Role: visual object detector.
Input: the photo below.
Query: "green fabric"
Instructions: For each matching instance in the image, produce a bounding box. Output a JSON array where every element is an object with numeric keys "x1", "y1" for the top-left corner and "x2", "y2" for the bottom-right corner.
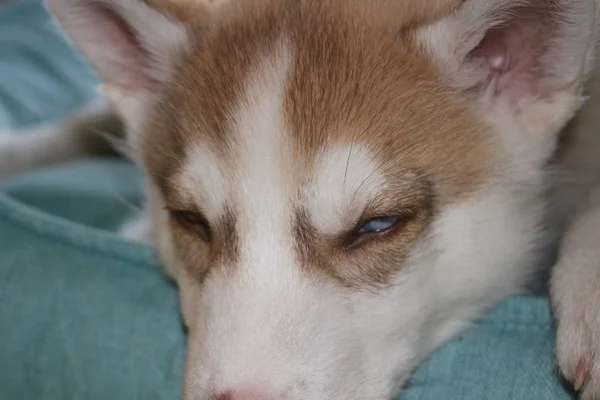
[{"x1": 0, "y1": 0, "x2": 575, "y2": 399}]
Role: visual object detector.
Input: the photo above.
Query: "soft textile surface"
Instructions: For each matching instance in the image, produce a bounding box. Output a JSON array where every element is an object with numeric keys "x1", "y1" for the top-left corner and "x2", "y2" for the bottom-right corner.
[{"x1": 0, "y1": 0, "x2": 576, "y2": 399}]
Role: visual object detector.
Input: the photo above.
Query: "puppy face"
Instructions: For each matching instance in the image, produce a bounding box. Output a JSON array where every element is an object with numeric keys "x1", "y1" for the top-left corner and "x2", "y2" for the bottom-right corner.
[
  {"x1": 47, "y1": 0, "x2": 597, "y2": 398},
  {"x1": 146, "y1": 11, "x2": 489, "y2": 397}
]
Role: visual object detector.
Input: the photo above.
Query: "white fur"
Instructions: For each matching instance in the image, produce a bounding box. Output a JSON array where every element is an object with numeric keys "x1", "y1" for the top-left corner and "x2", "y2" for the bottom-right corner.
[
  {"x1": 177, "y1": 148, "x2": 229, "y2": 221},
  {"x1": 552, "y1": 183, "x2": 600, "y2": 399},
  {"x1": 307, "y1": 144, "x2": 386, "y2": 235},
  {"x1": 548, "y1": 50, "x2": 600, "y2": 399},
  {"x1": 180, "y1": 40, "x2": 419, "y2": 400},
  {"x1": 182, "y1": 41, "x2": 300, "y2": 397},
  {"x1": 179, "y1": 41, "x2": 363, "y2": 399}
]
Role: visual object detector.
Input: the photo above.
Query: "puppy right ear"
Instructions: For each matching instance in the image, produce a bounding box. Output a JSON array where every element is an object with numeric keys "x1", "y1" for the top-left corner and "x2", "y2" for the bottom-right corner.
[
  {"x1": 45, "y1": 0, "x2": 207, "y2": 130},
  {"x1": 412, "y1": 0, "x2": 597, "y2": 164}
]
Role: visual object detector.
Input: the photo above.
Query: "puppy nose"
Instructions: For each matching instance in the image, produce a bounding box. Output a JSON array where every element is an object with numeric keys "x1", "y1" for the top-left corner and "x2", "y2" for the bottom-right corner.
[{"x1": 213, "y1": 388, "x2": 274, "y2": 400}]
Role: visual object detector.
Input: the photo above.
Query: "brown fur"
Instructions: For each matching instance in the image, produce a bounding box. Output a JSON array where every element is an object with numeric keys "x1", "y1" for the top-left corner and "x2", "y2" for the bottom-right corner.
[
  {"x1": 144, "y1": 0, "x2": 209, "y2": 22},
  {"x1": 339, "y1": 0, "x2": 467, "y2": 28},
  {"x1": 143, "y1": 0, "x2": 493, "y2": 287}
]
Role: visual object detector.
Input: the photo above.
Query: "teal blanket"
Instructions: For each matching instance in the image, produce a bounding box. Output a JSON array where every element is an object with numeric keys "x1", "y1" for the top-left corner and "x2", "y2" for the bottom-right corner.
[{"x1": 0, "y1": 0, "x2": 574, "y2": 399}]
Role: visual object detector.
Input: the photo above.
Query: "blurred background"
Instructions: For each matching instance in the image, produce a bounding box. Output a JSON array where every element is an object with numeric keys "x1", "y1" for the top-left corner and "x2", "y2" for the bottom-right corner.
[{"x1": 0, "y1": 0, "x2": 144, "y2": 232}]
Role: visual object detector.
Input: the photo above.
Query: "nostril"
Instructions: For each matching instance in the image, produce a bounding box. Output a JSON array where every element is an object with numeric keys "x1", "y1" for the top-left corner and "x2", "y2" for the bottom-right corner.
[
  {"x1": 212, "y1": 392, "x2": 232, "y2": 400},
  {"x1": 211, "y1": 392, "x2": 232, "y2": 400},
  {"x1": 212, "y1": 388, "x2": 273, "y2": 400}
]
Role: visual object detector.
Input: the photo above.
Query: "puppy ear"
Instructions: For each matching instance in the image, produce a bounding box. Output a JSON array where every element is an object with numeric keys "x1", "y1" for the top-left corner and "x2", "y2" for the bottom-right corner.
[
  {"x1": 415, "y1": 0, "x2": 597, "y2": 137},
  {"x1": 46, "y1": 0, "x2": 201, "y2": 93},
  {"x1": 46, "y1": 0, "x2": 210, "y2": 138}
]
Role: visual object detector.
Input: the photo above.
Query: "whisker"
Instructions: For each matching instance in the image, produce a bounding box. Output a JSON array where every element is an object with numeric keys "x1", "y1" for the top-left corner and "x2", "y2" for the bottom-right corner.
[
  {"x1": 352, "y1": 149, "x2": 397, "y2": 200},
  {"x1": 344, "y1": 135, "x2": 354, "y2": 187}
]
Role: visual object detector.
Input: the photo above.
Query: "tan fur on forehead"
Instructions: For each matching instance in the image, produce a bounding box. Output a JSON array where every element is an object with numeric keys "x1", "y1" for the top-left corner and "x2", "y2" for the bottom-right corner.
[
  {"x1": 283, "y1": 2, "x2": 492, "y2": 201},
  {"x1": 142, "y1": 0, "x2": 284, "y2": 187},
  {"x1": 144, "y1": 0, "x2": 492, "y2": 203},
  {"x1": 340, "y1": 0, "x2": 467, "y2": 27}
]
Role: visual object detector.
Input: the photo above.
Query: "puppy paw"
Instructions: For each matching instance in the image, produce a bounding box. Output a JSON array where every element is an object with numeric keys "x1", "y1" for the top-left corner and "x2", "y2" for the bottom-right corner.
[
  {"x1": 555, "y1": 307, "x2": 600, "y2": 399},
  {"x1": 552, "y1": 186, "x2": 600, "y2": 399},
  {"x1": 553, "y1": 254, "x2": 600, "y2": 399}
]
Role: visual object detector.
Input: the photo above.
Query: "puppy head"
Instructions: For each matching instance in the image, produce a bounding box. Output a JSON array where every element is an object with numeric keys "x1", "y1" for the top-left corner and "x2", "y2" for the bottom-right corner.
[{"x1": 47, "y1": 0, "x2": 596, "y2": 398}]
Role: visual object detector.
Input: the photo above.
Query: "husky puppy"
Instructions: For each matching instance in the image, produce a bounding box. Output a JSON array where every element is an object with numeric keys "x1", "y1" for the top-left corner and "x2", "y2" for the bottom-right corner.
[{"x1": 2, "y1": 0, "x2": 600, "y2": 398}]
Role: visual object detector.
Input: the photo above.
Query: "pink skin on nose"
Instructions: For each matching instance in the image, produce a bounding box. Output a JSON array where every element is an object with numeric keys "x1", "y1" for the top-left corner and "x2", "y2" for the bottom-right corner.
[{"x1": 214, "y1": 388, "x2": 273, "y2": 400}]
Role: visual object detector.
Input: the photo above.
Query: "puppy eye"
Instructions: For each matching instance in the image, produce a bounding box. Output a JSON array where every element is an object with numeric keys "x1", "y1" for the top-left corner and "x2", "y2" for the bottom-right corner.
[
  {"x1": 170, "y1": 210, "x2": 211, "y2": 243},
  {"x1": 357, "y1": 216, "x2": 399, "y2": 234}
]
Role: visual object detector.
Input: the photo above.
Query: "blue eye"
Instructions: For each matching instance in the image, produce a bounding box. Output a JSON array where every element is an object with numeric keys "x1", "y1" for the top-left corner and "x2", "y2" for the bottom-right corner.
[{"x1": 358, "y1": 216, "x2": 399, "y2": 234}]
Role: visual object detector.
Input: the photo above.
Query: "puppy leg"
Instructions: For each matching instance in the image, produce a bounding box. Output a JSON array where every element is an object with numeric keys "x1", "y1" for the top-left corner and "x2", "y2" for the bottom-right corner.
[
  {"x1": 0, "y1": 101, "x2": 124, "y2": 179},
  {"x1": 552, "y1": 182, "x2": 600, "y2": 399}
]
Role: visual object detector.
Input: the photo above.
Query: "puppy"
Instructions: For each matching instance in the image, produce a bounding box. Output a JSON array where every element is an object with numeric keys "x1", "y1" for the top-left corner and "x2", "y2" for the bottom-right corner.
[{"x1": 2, "y1": 0, "x2": 600, "y2": 398}]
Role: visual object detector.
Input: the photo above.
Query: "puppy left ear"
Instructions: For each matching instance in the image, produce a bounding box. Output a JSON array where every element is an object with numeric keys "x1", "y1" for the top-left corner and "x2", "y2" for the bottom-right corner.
[{"x1": 414, "y1": 0, "x2": 597, "y2": 139}]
